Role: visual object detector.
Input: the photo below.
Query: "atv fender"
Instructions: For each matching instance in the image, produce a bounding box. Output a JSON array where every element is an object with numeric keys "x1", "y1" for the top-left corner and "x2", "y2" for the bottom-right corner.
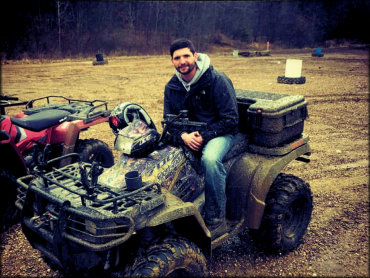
[
  {"x1": 226, "y1": 138, "x2": 311, "y2": 229},
  {"x1": 54, "y1": 117, "x2": 109, "y2": 166},
  {"x1": 147, "y1": 189, "x2": 211, "y2": 252}
]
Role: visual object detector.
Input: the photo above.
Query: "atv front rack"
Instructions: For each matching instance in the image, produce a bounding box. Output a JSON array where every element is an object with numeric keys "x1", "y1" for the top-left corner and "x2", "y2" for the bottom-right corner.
[{"x1": 17, "y1": 156, "x2": 165, "y2": 251}]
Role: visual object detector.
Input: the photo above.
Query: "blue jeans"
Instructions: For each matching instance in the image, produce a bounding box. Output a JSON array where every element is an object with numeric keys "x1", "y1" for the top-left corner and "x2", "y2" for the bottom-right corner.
[{"x1": 201, "y1": 134, "x2": 235, "y2": 223}]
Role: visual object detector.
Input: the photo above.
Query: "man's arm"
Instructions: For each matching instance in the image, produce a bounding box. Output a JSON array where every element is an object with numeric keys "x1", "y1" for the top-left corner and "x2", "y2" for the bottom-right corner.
[
  {"x1": 199, "y1": 73, "x2": 239, "y2": 143},
  {"x1": 163, "y1": 86, "x2": 173, "y2": 118},
  {"x1": 163, "y1": 105, "x2": 207, "y2": 149}
]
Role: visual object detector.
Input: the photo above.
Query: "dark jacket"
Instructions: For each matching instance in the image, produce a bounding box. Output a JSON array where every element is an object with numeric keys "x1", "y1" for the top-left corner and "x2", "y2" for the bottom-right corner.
[{"x1": 163, "y1": 65, "x2": 239, "y2": 146}]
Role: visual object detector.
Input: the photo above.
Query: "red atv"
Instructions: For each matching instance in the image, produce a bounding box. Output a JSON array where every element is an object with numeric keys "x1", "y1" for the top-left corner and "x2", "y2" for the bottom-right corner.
[{"x1": 0, "y1": 94, "x2": 114, "y2": 231}]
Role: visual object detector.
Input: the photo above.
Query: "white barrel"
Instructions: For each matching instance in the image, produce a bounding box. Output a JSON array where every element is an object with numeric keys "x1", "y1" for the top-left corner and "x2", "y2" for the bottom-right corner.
[{"x1": 285, "y1": 59, "x2": 302, "y2": 78}]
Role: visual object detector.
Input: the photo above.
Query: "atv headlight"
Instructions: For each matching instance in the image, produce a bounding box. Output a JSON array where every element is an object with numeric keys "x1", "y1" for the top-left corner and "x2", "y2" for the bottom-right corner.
[{"x1": 85, "y1": 220, "x2": 97, "y2": 235}]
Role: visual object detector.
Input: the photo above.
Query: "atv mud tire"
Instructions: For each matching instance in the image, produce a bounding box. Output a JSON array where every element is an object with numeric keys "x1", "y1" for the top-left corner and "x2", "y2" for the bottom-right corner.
[
  {"x1": 125, "y1": 237, "x2": 207, "y2": 276},
  {"x1": 249, "y1": 173, "x2": 313, "y2": 254},
  {"x1": 277, "y1": 76, "x2": 306, "y2": 84},
  {"x1": 0, "y1": 169, "x2": 20, "y2": 232},
  {"x1": 75, "y1": 139, "x2": 114, "y2": 168}
]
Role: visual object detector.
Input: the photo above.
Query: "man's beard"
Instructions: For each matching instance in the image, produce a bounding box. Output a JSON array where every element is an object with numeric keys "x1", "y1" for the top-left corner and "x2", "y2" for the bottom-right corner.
[{"x1": 176, "y1": 62, "x2": 196, "y2": 76}]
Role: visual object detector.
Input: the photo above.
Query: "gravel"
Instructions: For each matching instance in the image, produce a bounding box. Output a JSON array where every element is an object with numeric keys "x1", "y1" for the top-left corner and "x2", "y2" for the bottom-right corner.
[{"x1": 1, "y1": 47, "x2": 368, "y2": 277}]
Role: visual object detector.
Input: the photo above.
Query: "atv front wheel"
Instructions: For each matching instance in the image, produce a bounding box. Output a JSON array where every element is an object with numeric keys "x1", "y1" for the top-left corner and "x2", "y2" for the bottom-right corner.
[
  {"x1": 125, "y1": 237, "x2": 207, "y2": 276},
  {"x1": 249, "y1": 173, "x2": 313, "y2": 254},
  {"x1": 0, "y1": 169, "x2": 20, "y2": 232},
  {"x1": 75, "y1": 139, "x2": 114, "y2": 168}
]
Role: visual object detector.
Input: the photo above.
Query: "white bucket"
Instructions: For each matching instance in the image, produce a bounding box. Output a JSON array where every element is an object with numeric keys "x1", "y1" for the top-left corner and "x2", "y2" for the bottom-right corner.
[
  {"x1": 233, "y1": 50, "x2": 239, "y2": 57},
  {"x1": 285, "y1": 59, "x2": 302, "y2": 78}
]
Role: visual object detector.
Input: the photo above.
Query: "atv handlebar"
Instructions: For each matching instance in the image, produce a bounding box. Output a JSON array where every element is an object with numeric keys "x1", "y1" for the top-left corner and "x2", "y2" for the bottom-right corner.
[
  {"x1": 0, "y1": 95, "x2": 28, "y2": 115},
  {"x1": 0, "y1": 95, "x2": 19, "y2": 101}
]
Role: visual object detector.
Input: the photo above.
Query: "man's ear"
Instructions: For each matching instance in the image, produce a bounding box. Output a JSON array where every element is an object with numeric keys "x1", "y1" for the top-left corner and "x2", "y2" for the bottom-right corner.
[{"x1": 194, "y1": 52, "x2": 198, "y2": 60}]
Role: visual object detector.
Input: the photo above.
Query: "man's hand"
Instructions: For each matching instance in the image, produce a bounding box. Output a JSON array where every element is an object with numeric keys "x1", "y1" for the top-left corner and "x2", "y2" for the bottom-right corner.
[{"x1": 181, "y1": 131, "x2": 203, "y2": 151}]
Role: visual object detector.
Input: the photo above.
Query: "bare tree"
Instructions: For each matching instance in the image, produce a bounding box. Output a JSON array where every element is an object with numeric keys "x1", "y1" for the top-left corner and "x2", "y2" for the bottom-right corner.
[
  {"x1": 55, "y1": 0, "x2": 73, "y2": 56},
  {"x1": 1, "y1": 0, "x2": 369, "y2": 58}
]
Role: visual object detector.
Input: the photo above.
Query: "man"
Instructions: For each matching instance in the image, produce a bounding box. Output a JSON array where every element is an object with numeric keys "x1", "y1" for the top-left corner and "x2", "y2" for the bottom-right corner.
[{"x1": 163, "y1": 38, "x2": 239, "y2": 239}]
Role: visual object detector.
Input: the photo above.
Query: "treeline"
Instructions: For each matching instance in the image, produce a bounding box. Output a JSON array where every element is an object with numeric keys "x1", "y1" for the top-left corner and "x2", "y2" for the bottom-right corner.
[{"x1": 1, "y1": 0, "x2": 369, "y2": 59}]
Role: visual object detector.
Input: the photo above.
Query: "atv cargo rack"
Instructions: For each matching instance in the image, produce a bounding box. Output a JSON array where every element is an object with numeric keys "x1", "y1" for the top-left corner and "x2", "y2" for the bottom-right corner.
[
  {"x1": 23, "y1": 95, "x2": 110, "y2": 122},
  {"x1": 17, "y1": 154, "x2": 165, "y2": 252}
]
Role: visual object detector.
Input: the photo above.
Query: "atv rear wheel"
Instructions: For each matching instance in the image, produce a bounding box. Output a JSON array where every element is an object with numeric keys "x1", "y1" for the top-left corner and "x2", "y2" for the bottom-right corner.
[
  {"x1": 249, "y1": 173, "x2": 313, "y2": 254},
  {"x1": 75, "y1": 139, "x2": 114, "y2": 168},
  {"x1": 125, "y1": 236, "x2": 207, "y2": 276},
  {"x1": 0, "y1": 169, "x2": 20, "y2": 232}
]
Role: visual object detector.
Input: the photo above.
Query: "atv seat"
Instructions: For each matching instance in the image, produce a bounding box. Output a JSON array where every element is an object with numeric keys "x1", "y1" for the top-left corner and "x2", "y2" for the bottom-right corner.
[
  {"x1": 223, "y1": 132, "x2": 249, "y2": 162},
  {"x1": 11, "y1": 109, "x2": 71, "y2": 132}
]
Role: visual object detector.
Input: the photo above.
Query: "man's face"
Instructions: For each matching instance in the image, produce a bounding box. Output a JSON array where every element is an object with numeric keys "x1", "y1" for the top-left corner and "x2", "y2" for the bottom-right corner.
[{"x1": 171, "y1": 47, "x2": 198, "y2": 76}]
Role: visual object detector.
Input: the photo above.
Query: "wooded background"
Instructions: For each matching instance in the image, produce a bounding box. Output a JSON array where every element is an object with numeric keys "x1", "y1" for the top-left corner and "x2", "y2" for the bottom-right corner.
[{"x1": 1, "y1": 0, "x2": 369, "y2": 59}]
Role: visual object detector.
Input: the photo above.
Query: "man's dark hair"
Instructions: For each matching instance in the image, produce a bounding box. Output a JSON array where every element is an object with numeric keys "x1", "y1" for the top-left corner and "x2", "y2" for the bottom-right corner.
[{"x1": 170, "y1": 38, "x2": 196, "y2": 57}]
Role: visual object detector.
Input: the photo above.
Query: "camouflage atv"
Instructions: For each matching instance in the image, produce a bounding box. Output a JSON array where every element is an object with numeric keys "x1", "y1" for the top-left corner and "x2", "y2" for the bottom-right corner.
[{"x1": 16, "y1": 90, "x2": 313, "y2": 277}]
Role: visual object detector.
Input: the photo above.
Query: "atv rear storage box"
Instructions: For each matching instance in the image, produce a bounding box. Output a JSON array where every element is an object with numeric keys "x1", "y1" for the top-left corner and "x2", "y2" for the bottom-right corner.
[{"x1": 236, "y1": 89, "x2": 308, "y2": 147}]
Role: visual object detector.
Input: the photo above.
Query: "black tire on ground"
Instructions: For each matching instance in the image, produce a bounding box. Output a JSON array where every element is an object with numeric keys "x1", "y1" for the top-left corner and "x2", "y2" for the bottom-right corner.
[
  {"x1": 277, "y1": 76, "x2": 306, "y2": 84},
  {"x1": 75, "y1": 139, "x2": 114, "y2": 168},
  {"x1": 0, "y1": 169, "x2": 20, "y2": 232},
  {"x1": 239, "y1": 51, "x2": 251, "y2": 57},
  {"x1": 312, "y1": 53, "x2": 324, "y2": 57},
  {"x1": 249, "y1": 173, "x2": 313, "y2": 254},
  {"x1": 125, "y1": 237, "x2": 207, "y2": 277},
  {"x1": 92, "y1": 60, "x2": 108, "y2": 66}
]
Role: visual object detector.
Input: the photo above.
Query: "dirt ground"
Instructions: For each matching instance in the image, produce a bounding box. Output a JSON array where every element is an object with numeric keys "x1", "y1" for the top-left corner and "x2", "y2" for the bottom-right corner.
[{"x1": 1, "y1": 47, "x2": 368, "y2": 277}]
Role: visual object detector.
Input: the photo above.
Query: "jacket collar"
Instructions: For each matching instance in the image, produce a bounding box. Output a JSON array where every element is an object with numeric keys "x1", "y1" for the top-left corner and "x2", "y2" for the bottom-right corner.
[{"x1": 167, "y1": 66, "x2": 213, "y2": 94}]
